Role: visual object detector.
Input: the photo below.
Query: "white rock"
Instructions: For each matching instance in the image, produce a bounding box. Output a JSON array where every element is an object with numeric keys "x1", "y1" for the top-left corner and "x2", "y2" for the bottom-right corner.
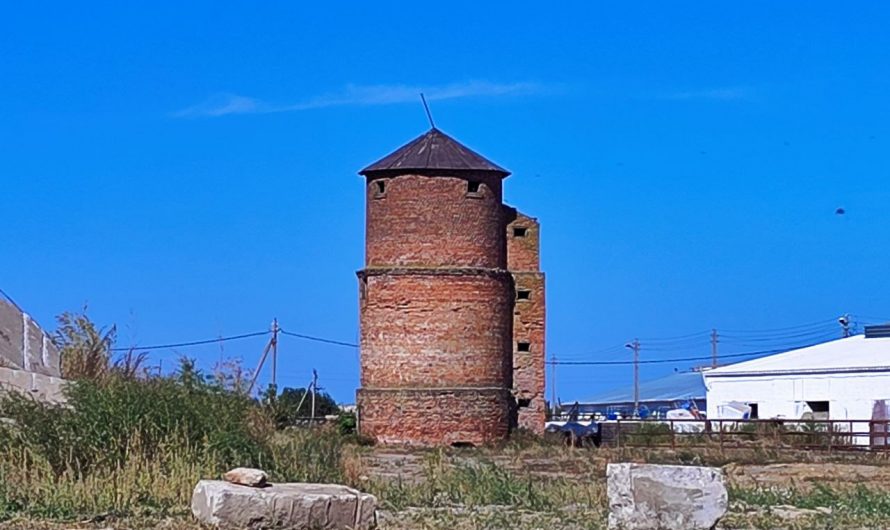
[
  {"x1": 607, "y1": 463, "x2": 727, "y2": 530},
  {"x1": 192, "y1": 480, "x2": 377, "y2": 529},
  {"x1": 223, "y1": 467, "x2": 269, "y2": 487}
]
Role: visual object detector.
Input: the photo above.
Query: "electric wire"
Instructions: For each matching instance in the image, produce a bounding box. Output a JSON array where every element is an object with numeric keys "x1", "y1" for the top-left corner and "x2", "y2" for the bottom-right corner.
[
  {"x1": 719, "y1": 318, "x2": 839, "y2": 334},
  {"x1": 111, "y1": 330, "x2": 271, "y2": 352},
  {"x1": 546, "y1": 344, "x2": 820, "y2": 366},
  {"x1": 279, "y1": 329, "x2": 358, "y2": 348}
]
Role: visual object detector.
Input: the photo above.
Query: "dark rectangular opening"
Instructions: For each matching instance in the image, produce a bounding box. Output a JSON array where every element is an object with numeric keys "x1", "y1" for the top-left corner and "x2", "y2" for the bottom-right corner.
[
  {"x1": 374, "y1": 180, "x2": 386, "y2": 196},
  {"x1": 467, "y1": 181, "x2": 481, "y2": 194},
  {"x1": 807, "y1": 401, "x2": 830, "y2": 413},
  {"x1": 517, "y1": 341, "x2": 531, "y2": 352},
  {"x1": 517, "y1": 289, "x2": 531, "y2": 301},
  {"x1": 518, "y1": 398, "x2": 532, "y2": 408},
  {"x1": 513, "y1": 226, "x2": 528, "y2": 237},
  {"x1": 748, "y1": 403, "x2": 759, "y2": 419}
]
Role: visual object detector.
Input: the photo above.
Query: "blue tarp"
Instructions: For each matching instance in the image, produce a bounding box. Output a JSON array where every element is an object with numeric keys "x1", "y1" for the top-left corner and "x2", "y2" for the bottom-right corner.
[{"x1": 579, "y1": 371, "x2": 706, "y2": 405}]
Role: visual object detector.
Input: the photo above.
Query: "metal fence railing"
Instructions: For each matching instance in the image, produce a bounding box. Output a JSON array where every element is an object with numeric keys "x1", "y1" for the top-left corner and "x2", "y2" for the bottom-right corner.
[{"x1": 593, "y1": 418, "x2": 890, "y2": 451}]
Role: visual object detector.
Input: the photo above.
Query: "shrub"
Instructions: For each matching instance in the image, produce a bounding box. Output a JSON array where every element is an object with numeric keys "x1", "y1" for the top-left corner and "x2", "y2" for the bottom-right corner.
[
  {"x1": 0, "y1": 371, "x2": 352, "y2": 520},
  {"x1": 0, "y1": 373, "x2": 272, "y2": 476},
  {"x1": 337, "y1": 411, "x2": 357, "y2": 435}
]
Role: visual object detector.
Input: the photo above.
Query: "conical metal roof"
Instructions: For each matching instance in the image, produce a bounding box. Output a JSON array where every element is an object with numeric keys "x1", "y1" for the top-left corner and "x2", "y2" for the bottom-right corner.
[{"x1": 360, "y1": 128, "x2": 510, "y2": 177}]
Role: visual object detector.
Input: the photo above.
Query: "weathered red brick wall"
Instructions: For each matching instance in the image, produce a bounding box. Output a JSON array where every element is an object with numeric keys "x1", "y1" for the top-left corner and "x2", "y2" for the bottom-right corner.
[
  {"x1": 505, "y1": 210, "x2": 541, "y2": 272},
  {"x1": 365, "y1": 173, "x2": 506, "y2": 268},
  {"x1": 506, "y1": 212, "x2": 546, "y2": 433},
  {"x1": 358, "y1": 269, "x2": 513, "y2": 389},
  {"x1": 358, "y1": 170, "x2": 515, "y2": 446},
  {"x1": 357, "y1": 388, "x2": 511, "y2": 446},
  {"x1": 512, "y1": 272, "x2": 546, "y2": 432}
]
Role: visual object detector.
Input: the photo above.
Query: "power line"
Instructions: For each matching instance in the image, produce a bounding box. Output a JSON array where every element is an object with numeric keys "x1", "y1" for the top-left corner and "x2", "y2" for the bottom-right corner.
[
  {"x1": 546, "y1": 344, "x2": 823, "y2": 366},
  {"x1": 721, "y1": 329, "x2": 839, "y2": 343},
  {"x1": 638, "y1": 330, "x2": 712, "y2": 342},
  {"x1": 720, "y1": 318, "x2": 838, "y2": 334},
  {"x1": 111, "y1": 330, "x2": 270, "y2": 352},
  {"x1": 279, "y1": 329, "x2": 358, "y2": 348}
]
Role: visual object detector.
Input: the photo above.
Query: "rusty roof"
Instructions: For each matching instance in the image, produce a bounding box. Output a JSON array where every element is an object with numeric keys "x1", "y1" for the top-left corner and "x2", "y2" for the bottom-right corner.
[{"x1": 360, "y1": 128, "x2": 510, "y2": 177}]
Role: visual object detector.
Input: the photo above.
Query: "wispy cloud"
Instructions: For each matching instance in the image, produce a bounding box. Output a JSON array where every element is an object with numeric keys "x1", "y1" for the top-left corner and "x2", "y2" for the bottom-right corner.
[
  {"x1": 655, "y1": 87, "x2": 753, "y2": 101},
  {"x1": 174, "y1": 80, "x2": 552, "y2": 118}
]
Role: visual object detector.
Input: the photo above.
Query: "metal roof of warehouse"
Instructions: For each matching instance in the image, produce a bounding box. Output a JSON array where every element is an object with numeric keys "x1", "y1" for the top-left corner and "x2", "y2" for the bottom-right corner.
[
  {"x1": 580, "y1": 370, "x2": 706, "y2": 405},
  {"x1": 705, "y1": 335, "x2": 890, "y2": 377}
]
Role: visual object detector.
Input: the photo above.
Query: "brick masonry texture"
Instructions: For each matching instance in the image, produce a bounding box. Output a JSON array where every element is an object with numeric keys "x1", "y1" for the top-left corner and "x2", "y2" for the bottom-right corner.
[
  {"x1": 357, "y1": 388, "x2": 511, "y2": 446},
  {"x1": 505, "y1": 210, "x2": 541, "y2": 272},
  {"x1": 359, "y1": 269, "x2": 513, "y2": 389},
  {"x1": 357, "y1": 153, "x2": 546, "y2": 444},
  {"x1": 507, "y1": 212, "x2": 547, "y2": 433},
  {"x1": 366, "y1": 173, "x2": 507, "y2": 269},
  {"x1": 512, "y1": 272, "x2": 546, "y2": 432}
]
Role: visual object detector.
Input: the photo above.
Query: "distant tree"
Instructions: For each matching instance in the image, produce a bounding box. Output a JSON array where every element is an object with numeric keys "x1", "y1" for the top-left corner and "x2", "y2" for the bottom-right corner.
[{"x1": 262, "y1": 385, "x2": 340, "y2": 429}]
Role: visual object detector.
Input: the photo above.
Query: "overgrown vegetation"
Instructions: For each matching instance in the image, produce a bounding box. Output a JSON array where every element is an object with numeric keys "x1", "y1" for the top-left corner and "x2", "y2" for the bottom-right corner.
[
  {"x1": 0, "y1": 366, "x2": 346, "y2": 520},
  {"x1": 4, "y1": 310, "x2": 890, "y2": 529},
  {"x1": 372, "y1": 451, "x2": 604, "y2": 512},
  {"x1": 0, "y1": 310, "x2": 348, "y2": 521}
]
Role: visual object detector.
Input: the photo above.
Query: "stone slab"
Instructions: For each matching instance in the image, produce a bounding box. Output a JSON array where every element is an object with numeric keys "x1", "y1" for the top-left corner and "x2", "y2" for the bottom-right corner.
[
  {"x1": 607, "y1": 463, "x2": 727, "y2": 530},
  {"x1": 191, "y1": 480, "x2": 377, "y2": 530}
]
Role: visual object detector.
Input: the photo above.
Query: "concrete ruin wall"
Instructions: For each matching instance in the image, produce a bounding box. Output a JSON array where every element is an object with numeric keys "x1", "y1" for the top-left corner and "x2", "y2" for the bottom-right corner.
[
  {"x1": 0, "y1": 297, "x2": 65, "y2": 403},
  {"x1": 0, "y1": 298, "x2": 60, "y2": 376},
  {"x1": 506, "y1": 211, "x2": 547, "y2": 433}
]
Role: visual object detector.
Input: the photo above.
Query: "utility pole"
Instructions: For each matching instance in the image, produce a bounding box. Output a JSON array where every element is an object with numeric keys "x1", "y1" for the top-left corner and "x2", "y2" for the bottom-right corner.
[
  {"x1": 625, "y1": 339, "x2": 640, "y2": 418},
  {"x1": 271, "y1": 318, "x2": 279, "y2": 388},
  {"x1": 550, "y1": 354, "x2": 557, "y2": 418},
  {"x1": 311, "y1": 369, "x2": 318, "y2": 422},
  {"x1": 248, "y1": 322, "x2": 277, "y2": 394},
  {"x1": 710, "y1": 329, "x2": 719, "y2": 368}
]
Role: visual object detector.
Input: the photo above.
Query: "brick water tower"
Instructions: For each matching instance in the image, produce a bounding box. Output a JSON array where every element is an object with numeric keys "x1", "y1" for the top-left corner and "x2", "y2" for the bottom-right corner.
[{"x1": 356, "y1": 128, "x2": 546, "y2": 445}]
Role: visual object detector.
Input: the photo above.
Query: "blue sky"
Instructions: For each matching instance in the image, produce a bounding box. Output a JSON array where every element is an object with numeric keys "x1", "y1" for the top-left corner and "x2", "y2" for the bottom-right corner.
[{"x1": 2, "y1": 2, "x2": 889, "y2": 404}]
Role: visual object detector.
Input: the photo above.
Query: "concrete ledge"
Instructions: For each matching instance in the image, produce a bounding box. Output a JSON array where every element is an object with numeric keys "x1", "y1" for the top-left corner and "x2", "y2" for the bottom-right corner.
[
  {"x1": 191, "y1": 480, "x2": 377, "y2": 530},
  {"x1": 0, "y1": 366, "x2": 66, "y2": 404}
]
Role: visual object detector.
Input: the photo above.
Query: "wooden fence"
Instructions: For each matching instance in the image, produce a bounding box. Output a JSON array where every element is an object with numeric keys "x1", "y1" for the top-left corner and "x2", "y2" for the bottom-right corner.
[{"x1": 596, "y1": 418, "x2": 890, "y2": 451}]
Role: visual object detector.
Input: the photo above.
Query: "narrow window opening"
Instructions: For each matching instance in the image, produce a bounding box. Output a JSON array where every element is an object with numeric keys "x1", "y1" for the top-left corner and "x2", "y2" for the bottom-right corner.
[
  {"x1": 451, "y1": 441, "x2": 475, "y2": 448},
  {"x1": 374, "y1": 180, "x2": 386, "y2": 196},
  {"x1": 513, "y1": 226, "x2": 528, "y2": 237},
  {"x1": 807, "y1": 401, "x2": 830, "y2": 413},
  {"x1": 517, "y1": 289, "x2": 531, "y2": 301},
  {"x1": 467, "y1": 181, "x2": 481, "y2": 194},
  {"x1": 517, "y1": 341, "x2": 531, "y2": 352},
  {"x1": 747, "y1": 403, "x2": 759, "y2": 419},
  {"x1": 518, "y1": 398, "x2": 532, "y2": 408}
]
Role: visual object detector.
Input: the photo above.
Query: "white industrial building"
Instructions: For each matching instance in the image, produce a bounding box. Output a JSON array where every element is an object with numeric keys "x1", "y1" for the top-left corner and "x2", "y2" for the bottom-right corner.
[{"x1": 704, "y1": 328, "x2": 890, "y2": 425}]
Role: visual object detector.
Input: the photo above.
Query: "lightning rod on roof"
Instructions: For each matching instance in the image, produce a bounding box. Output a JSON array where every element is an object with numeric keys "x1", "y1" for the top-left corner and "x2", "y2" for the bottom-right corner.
[{"x1": 420, "y1": 93, "x2": 436, "y2": 129}]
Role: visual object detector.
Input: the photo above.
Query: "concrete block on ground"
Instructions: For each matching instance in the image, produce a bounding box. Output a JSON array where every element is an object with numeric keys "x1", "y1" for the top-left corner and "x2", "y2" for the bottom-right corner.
[
  {"x1": 607, "y1": 463, "x2": 727, "y2": 530},
  {"x1": 191, "y1": 480, "x2": 377, "y2": 530}
]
